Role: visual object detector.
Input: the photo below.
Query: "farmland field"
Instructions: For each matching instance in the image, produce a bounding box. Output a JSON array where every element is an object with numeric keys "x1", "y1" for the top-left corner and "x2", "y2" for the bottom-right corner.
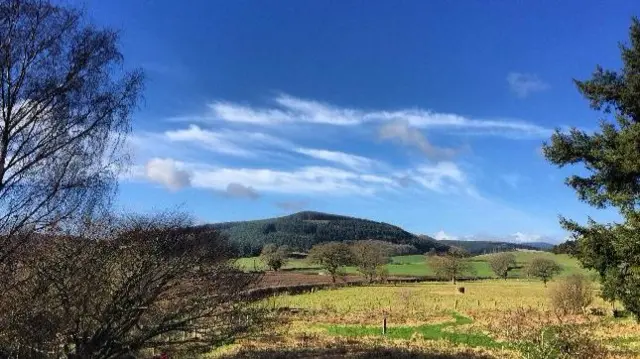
[
  {"x1": 219, "y1": 252, "x2": 639, "y2": 358},
  {"x1": 215, "y1": 280, "x2": 640, "y2": 358},
  {"x1": 236, "y1": 251, "x2": 592, "y2": 279}
]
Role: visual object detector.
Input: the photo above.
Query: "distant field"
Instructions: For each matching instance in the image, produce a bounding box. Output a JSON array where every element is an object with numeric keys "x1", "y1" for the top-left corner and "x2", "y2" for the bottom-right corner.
[{"x1": 235, "y1": 250, "x2": 591, "y2": 279}]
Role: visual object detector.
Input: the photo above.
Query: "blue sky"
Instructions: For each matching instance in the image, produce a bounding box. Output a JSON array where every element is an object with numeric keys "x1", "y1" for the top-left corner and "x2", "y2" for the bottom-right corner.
[{"x1": 77, "y1": 0, "x2": 638, "y2": 242}]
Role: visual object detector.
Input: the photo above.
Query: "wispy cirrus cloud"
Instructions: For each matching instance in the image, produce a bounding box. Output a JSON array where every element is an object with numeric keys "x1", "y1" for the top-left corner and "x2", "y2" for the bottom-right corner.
[
  {"x1": 164, "y1": 125, "x2": 289, "y2": 157},
  {"x1": 295, "y1": 148, "x2": 377, "y2": 170},
  {"x1": 202, "y1": 93, "x2": 551, "y2": 138},
  {"x1": 507, "y1": 72, "x2": 550, "y2": 98},
  {"x1": 129, "y1": 158, "x2": 476, "y2": 197}
]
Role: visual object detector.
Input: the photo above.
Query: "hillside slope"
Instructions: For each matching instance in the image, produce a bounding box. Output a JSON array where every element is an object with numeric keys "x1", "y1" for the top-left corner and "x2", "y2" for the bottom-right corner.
[
  {"x1": 438, "y1": 239, "x2": 543, "y2": 254},
  {"x1": 203, "y1": 211, "x2": 448, "y2": 256}
]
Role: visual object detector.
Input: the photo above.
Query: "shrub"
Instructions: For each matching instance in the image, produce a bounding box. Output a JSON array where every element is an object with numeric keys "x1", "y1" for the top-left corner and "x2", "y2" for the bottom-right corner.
[
  {"x1": 550, "y1": 274, "x2": 594, "y2": 315},
  {"x1": 489, "y1": 308, "x2": 607, "y2": 359}
]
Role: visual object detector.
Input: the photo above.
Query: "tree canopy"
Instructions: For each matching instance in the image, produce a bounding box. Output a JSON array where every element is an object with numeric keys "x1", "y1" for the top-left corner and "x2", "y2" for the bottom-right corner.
[
  {"x1": 488, "y1": 252, "x2": 517, "y2": 280},
  {"x1": 543, "y1": 17, "x2": 640, "y2": 320}
]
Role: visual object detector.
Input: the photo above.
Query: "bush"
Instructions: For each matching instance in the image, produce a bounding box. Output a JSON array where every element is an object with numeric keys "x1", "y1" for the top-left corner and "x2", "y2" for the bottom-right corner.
[
  {"x1": 550, "y1": 274, "x2": 594, "y2": 315},
  {"x1": 489, "y1": 308, "x2": 607, "y2": 359}
]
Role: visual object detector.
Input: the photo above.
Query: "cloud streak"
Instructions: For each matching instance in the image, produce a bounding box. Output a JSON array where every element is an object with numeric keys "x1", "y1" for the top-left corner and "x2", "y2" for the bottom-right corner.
[
  {"x1": 379, "y1": 120, "x2": 457, "y2": 161},
  {"x1": 204, "y1": 93, "x2": 551, "y2": 138},
  {"x1": 295, "y1": 148, "x2": 377, "y2": 170},
  {"x1": 133, "y1": 158, "x2": 475, "y2": 197},
  {"x1": 507, "y1": 72, "x2": 550, "y2": 98}
]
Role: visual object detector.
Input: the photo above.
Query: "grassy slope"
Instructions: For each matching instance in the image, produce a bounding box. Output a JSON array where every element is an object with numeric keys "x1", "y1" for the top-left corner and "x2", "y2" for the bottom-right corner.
[{"x1": 236, "y1": 251, "x2": 589, "y2": 279}]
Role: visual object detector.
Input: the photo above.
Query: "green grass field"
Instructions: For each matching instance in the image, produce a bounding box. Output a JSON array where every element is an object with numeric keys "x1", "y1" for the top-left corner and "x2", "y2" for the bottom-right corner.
[{"x1": 235, "y1": 250, "x2": 591, "y2": 279}]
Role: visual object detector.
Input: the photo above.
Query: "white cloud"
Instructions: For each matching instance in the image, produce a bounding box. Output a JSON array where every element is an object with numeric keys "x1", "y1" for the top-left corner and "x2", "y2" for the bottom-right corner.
[
  {"x1": 190, "y1": 165, "x2": 385, "y2": 195},
  {"x1": 164, "y1": 125, "x2": 288, "y2": 157},
  {"x1": 379, "y1": 120, "x2": 457, "y2": 160},
  {"x1": 205, "y1": 93, "x2": 551, "y2": 138},
  {"x1": 401, "y1": 161, "x2": 475, "y2": 195},
  {"x1": 434, "y1": 230, "x2": 458, "y2": 241},
  {"x1": 507, "y1": 72, "x2": 550, "y2": 98},
  {"x1": 511, "y1": 232, "x2": 543, "y2": 243},
  {"x1": 145, "y1": 158, "x2": 191, "y2": 190},
  {"x1": 295, "y1": 148, "x2": 377, "y2": 170},
  {"x1": 224, "y1": 183, "x2": 260, "y2": 200}
]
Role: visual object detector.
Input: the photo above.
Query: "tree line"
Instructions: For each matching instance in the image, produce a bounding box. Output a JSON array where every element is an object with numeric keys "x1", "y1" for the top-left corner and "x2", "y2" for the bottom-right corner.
[{"x1": 262, "y1": 241, "x2": 564, "y2": 286}]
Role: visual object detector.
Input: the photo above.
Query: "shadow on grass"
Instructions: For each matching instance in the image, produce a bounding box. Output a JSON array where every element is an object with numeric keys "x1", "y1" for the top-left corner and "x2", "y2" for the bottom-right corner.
[{"x1": 224, "y1": 346, "x2": 499, "y2": 359}]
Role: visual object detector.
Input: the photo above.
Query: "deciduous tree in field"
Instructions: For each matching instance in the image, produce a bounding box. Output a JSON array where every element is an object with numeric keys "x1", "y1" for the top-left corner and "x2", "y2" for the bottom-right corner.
[
  {"x1": 0, "y1": 0, "x2": 268, "y2": 355},
  {"x1": 525, "y1": 257, "x2": 562, "y2": 287},
  {"x1": 543, "y1": 17, "x2": 640, "y2": 320},
  {"x1": 308, "y1": 241, "x2": 353, "y2": 283},
  {"x1": 260, "y1": 243, "x2": 291, "y2": 271},
  {"x1": 488, "y1": 252, "x2": 517, "y2": 280},
  {"x1": 428, "y1": 247, "x2": 474, "y2": 284},
  {"x1": 351, "y1": 240, "x2": 390, "y2": 283}
]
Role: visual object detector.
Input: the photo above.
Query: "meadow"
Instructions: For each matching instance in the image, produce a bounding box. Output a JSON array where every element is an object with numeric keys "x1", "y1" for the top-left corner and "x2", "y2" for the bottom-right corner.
[
  {"x1": 219, "y1": 252, "x2": 639, "y2": 358},
  {"x1": 216, "y1": 280, "x2": 640, "y2": 358},
  {"x1": 235, "y1": 250, "x2": 592, "y2": 279}
]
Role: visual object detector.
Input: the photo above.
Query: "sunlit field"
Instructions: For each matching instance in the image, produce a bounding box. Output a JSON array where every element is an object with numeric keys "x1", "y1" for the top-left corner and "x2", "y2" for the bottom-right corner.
[
  {"x1": 236, "y1": 251, "x2": 592, "y2": 279},
  {"x1": 218, "y1": 257, "x2": 639, "y2": 358}
]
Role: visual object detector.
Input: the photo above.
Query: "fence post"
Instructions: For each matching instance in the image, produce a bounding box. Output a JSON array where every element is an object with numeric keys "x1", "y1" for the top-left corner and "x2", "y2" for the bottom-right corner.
[{"x1": 382, "y1": 312, "x2": 387, "y2": 335}]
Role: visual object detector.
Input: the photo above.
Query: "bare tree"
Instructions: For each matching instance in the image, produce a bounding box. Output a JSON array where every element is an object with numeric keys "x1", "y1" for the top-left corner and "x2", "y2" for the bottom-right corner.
[
  {"x1": 0, "y1": 0, "x2": 142, "y2": 259},
  {"x1": 0, "y1": 212, "x2": 266, "y2": 358},
  {"x1": 351, "y1": 241, "x2": 390, "y2": 283},
  {"x1": 428, "y1": 248, "x2": 474, "y2": 284},
  {"x1": 488, "y1": 252, "x2": 517, "y2": 280},
  {"x1": 260, "y1": 244, "x2": 290, "y2": 271},
  {"x1": 307, "y1": 241, "x2": 352, "y2": 283}
]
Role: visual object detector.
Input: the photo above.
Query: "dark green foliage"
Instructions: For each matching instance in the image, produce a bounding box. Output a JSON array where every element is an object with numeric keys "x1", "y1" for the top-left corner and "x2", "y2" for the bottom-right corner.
[
  {"x1": 526, "y1": 257, "x2": 562, "y2": 286},
  {"x1": 202, "y1": 211, "x2": 447, "y2": 256},
  {"x1": 552, "y1": 240, "x2": 579, "y2": 256},
  {"x1": 542, "y1": 18, "x2": 640, "y2": 321}
]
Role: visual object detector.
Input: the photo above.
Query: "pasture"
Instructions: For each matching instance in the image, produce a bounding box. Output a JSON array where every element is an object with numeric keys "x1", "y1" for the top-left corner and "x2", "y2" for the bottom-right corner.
[
  {"x1": 235, "y1": 250, "x2": 592, "y2": 279},
  {"x1": 215, "y1": 280, "x2": 640, "y2": 358},
  {"x1": 219, "y1": 252, "x2": 639, "y2": 358}
]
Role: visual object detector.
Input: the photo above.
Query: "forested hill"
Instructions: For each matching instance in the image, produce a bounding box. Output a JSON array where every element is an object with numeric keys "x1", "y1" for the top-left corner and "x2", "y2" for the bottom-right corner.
[
  {"x1": 437, "y1": 239, "x2": 543, "y2": 254},
  {"x1": 201, "y1": 211, "x2": 448, "y2": 256}
]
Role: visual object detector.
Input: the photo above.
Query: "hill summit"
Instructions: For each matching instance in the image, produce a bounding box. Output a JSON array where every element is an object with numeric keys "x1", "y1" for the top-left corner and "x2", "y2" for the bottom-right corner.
[{"x1": 204, "y1": 211, "x2": 448, "y2": 256}]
